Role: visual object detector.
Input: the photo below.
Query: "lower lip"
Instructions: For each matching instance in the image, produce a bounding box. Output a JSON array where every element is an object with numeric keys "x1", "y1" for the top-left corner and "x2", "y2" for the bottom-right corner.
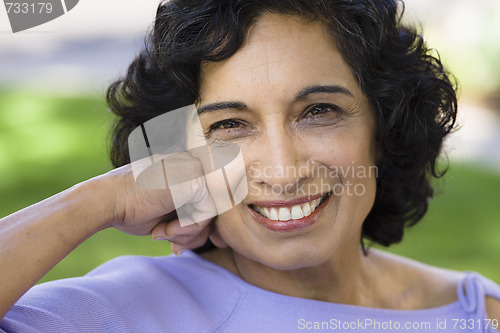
[{"x1": 248, "y1": 195, "x2": 331, "y2": 233}]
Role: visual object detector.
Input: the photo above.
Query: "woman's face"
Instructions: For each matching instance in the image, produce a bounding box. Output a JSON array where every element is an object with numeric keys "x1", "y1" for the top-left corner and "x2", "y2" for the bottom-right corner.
[{"x1": 197, "y1": 14, "x2": 377, "y2": 269}]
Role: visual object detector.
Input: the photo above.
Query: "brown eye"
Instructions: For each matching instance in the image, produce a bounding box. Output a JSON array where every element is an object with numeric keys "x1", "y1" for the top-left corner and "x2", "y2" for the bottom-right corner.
[
  {"x1": 305, "y1": 103, "x2": 341, "y2": 117},
  {"x1": 210, "y1": 119, "x2": 242, "y2": 131},
  {"x1": 205, "y1": 119, "x2": 248, "y2": 140}
]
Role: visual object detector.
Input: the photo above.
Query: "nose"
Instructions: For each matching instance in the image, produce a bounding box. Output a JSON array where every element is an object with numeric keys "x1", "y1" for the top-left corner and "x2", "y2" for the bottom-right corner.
[{"x1": 248, "y1": 122, "x2": 309, "y2": 194}]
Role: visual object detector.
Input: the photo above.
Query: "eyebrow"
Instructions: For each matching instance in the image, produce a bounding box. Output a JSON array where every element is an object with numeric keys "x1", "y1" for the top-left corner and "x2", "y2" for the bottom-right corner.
[
  {"x1": 196, "y1": 101, "x2": 247, "y2": 117},
  {"x1": 295, "y1": 85, "x2": 353, "y2": 99},
  {"x1": 195, "y1": 85, "x2": 353, "y2": 118}
]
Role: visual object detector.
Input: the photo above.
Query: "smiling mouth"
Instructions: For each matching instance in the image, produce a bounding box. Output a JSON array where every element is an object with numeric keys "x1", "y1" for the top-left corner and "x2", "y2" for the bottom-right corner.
[{"x1": 249, "y1": 192, "x2": 332, "y2": 222}]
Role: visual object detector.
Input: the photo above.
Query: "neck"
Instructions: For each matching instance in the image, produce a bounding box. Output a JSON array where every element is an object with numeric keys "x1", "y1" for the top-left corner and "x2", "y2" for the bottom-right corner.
[{"x1": 206, "y1": 235, "x2": 378, "y2": 306}]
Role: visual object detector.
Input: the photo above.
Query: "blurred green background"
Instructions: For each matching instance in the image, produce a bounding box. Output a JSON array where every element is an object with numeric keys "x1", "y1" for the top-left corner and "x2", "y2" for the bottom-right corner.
[{"x1": 0, "y1": 91, "x2": 171, "y2": 283}]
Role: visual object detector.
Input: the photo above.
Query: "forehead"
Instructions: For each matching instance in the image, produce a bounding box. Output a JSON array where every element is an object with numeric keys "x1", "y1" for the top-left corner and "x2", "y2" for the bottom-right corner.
[{"x1": 199, "y1": 13, "x2": 362, "y2": 100}]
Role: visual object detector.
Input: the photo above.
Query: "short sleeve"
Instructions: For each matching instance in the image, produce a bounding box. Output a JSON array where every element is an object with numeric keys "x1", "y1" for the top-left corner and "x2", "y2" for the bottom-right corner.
[
  {"x1": 0, "y1": 254, "x2": 244, "y2": 333},
  {"x1": 457, "y1": 272, "x2": 500, "y2": 333}
]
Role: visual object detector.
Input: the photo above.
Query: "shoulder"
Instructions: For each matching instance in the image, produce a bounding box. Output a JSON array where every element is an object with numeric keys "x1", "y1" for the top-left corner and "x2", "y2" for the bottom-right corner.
[
  {"x1": 2, "y1": 253, "x2": 244, "y2": 332},
  {"x1": 461, "y1": 273, "x2": 500, "y2": 332},
  {"x1": 480, "y1": 275, "x2": 500, "y2": 331},
  {"x1": 369, "y1": 249, "x2": 500, "y2": 323},
  {"x1": 367, "y1": 249, "x2": 465, "y2": 309},
  {"x1": 486, "y1": 296, "x2": 500, "y2": 329},
  {"x1": 59, "y1": 252, "x2": 243, "y2": 307}
]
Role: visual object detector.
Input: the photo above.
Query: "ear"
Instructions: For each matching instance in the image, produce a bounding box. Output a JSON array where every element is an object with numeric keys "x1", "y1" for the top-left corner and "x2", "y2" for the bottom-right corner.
[
  {"x1": 486, "y1": 296, "x2": 500, "y2": 332},
  {"x1": 209, "y1": 227, "x2": 228, "y2": 248}
]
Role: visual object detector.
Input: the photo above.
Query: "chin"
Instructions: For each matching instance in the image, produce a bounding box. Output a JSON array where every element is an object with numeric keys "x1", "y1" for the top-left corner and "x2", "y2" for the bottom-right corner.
[
  {"x1": 263, "y1": 251, "x2": 333, "y2": 271},
  {"x1": 230, "y1": 235, "x2": 339, "y2": 271}
]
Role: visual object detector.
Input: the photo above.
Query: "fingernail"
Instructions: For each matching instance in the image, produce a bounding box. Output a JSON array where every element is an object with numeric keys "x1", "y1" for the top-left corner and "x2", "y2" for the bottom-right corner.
[
  {"x1": 175, "y1": 249, "x2": 186, "y2": 257},
  {"x1": 153, "y1": 233, "x2": 176, "y2": 241}
]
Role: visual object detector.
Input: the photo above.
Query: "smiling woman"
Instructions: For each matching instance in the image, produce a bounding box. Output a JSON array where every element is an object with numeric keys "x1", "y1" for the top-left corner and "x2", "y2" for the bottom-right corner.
[
  {"x1": 1, "y1": 0, "x2": 500, "y2": 332},
  {"x1": 194, "y1": 14, "x2": 378, "y2": 272}
]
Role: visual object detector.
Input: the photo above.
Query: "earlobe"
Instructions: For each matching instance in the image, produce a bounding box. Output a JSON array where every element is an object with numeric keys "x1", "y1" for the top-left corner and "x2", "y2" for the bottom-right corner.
[{"x1": 209, "y1": 226, "x2": 229, "y2": 248}]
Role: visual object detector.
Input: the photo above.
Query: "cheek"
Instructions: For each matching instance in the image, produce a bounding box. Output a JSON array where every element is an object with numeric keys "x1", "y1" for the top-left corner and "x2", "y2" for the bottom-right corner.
[
  {"x1": 304, "y1": 128, "x2": 376, "y2": 173},
  {"x1": 305, "y1": 126, "x2": 377, "y2": 216},
  {"x1": 327, "y1": 136, "x2": 377, "y2": 231},
  {"x1": 213, "y1": 205, "x2": 249, "y2": 241}
]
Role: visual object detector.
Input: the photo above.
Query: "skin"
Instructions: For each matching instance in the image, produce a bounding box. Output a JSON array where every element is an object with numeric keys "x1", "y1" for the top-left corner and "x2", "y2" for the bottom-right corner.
[
  {"x1": 196, "y1": 14, "x2": 379, "y2": 304},
  {"x1": 193, "y1": 13, "x2": 490, "y2": 311},
  {"x1": 0, "y1": 12, "x2": 499, "y2": 327}
]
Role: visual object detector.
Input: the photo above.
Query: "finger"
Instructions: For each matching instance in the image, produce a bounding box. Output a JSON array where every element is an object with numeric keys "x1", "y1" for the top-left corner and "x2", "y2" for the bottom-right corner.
[
  {"x1": 190, "y1": 182, "x2": 218, "y2": 220},
  {"x1": 167, "y1": 225, "x2": 211, "y2": 245},
  {"x1": 149, "y1": 210, "x2": 181, "y2": 239},
  {"x1": 170, "y1": 227, "x2": 211, "y2": 255},
  {"x1": 166, "y1": 234, "x2": 196, "y2": 245},
  {"x1": 165, "y1": 216, "x2": 211, "y2": 237},
  {"x1": 151, "y1": 221, "x2": 174, "y2": 241},
  {"x1": 170, "y1": 243, "x2": 185, "y2": 256}
]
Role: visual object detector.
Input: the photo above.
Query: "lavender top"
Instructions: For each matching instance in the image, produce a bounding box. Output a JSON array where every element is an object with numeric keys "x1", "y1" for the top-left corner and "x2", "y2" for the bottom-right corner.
[{"x1": 2, "y1": 251, "x2": 500, "y2": 332}]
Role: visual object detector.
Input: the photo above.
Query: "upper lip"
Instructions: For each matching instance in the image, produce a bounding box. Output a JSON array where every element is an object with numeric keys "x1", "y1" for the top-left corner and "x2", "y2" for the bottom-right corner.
[{"x1": 248, "y1": 192, "x2": 329, "y2": 208}]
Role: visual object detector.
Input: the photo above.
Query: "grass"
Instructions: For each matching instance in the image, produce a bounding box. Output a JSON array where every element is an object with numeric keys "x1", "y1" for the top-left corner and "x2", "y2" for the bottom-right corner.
[
  {"x1": 0, "y1": 90, "x2": 499, "y2": 284},
  {"x1": 383, "y1": 164, "x2": 500, "y2": 282},
  {"x1": 0, "y1": 91, "x2": 170, "y2": 283}
]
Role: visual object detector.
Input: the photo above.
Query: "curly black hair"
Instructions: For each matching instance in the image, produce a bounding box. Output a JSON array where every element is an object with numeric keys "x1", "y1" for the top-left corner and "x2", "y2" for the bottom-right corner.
[{"x1": 107, "y1": 0, "x2": 457, "y2": 248}]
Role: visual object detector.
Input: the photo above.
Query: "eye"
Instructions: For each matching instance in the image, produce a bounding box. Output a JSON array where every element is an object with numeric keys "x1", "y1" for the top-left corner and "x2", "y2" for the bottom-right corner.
[
  {"x1": 209, "y1": 119, "x2": 243, "y2": 131},
  {"x1": 204, "y1": 118, "x2": 247, "y2": 140},
  {"x1": 297, "y1": 103, "x2": 345, "y2": 128},
  {"x1": 304, "y1": 103, "x2": 342, "y2": 117}
]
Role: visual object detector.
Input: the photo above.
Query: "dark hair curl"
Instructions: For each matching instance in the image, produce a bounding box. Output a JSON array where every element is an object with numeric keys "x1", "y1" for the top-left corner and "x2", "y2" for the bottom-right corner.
[{"x1": 107, "y1": 0, "x2": 457, "y2": 248}]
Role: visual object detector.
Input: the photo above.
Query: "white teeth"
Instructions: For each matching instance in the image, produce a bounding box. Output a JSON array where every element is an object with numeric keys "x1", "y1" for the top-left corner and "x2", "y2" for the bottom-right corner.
[
  {"x1": 253, "y1": 194, "x2": 327, "y2": 221},
  {"x1": 269, "y1": 208, "x2": 279, "y2": 220},
  {"x1": 278, "y1": 207, "x2": 291, "y2": 221},
  {"x1": 302, "y1": 202, "x2": 311, "y2": 217},
  {"x1": 291, "y1": 205, "x2": 304, "y2": 219}
]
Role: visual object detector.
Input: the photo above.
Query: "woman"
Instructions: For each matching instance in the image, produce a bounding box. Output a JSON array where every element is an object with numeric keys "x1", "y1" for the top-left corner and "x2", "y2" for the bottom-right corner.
[{"x1": 1, "y1": 0, "x2": 500, "y2": 332}]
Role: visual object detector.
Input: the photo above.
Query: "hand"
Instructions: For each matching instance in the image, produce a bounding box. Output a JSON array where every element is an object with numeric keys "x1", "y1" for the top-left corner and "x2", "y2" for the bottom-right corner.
[
  {"x1": 152, "y1": 217, "x2": 228, "y2": 256},
  {"x1": 101, "y1": 153, "x2": 227, "y2": 254}
]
